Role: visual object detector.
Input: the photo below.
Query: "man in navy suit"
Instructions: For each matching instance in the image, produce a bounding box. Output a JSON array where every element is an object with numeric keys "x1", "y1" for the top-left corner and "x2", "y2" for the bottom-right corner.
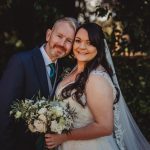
[{"x1": 0, "y1": 17, "x2": 78, "y2": 150}]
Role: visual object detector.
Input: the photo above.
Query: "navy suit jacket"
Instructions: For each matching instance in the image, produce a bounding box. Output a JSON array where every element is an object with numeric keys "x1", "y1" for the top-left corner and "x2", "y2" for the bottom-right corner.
[{"x1": 0, "y1": 48, "x2": 63, "y2": 150}]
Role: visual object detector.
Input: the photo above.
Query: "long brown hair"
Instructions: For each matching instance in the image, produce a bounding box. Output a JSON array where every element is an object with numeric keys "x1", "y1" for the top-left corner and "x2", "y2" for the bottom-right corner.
[{"x1": 61, "y1": 23, "x2": 119, "y2": 107}]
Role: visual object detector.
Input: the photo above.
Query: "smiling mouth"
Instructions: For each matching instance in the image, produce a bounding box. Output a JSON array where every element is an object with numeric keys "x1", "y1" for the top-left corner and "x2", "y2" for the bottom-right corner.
[{"x1": 77, "y1": 51, "x2": 88, "y2": 55}]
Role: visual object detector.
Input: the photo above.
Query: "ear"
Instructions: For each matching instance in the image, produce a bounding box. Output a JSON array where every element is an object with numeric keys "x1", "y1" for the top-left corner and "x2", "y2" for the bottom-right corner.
[{"x1": 46, "y1": 28, "x2": 52, "y2": 42}]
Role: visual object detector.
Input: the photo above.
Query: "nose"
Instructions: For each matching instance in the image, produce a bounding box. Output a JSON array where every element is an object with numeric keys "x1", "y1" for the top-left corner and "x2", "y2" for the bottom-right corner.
[
  {"x1": 59, "y1": 38, "x2": 65, "y2": 46},
  {"x1": 79, "y1": 42, "x2": 86, "y2": 49}
]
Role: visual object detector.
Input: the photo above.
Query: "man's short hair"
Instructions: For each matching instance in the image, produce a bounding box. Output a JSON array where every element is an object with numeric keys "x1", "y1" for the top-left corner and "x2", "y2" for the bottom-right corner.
[{"x1": 53, "y1": 17, "x2": 79, "y2": 32}]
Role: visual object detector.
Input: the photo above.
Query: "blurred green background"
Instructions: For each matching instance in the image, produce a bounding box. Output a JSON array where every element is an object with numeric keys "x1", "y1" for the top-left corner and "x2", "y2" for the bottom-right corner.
[{"x1": 0, "y1": 0, "x2": 150, "y2": 141}]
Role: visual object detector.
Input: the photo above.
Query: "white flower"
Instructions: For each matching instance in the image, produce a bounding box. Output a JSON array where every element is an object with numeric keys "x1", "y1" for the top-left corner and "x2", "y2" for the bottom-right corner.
[
  {"x1": 38, "y1": 114, "x2": 47, "y2": 123},
  {"x1": 15, "y1": 111, "x2": 22, "y2": 119},
  {"x1": 28, "y1": 123, "x2": 36, "y2": 132},
  {"x1": 52, "y1": 106, "x2": 63, "y2": 117},
  {"x1": 38, "y1": 108, "x2": 47, "y2": 115},
  {"x1": 50, "y1": 120, "x2": 63, "y2": 134},
  {"x1": 34, "y1": 120, "x2": 47, "y2": 133}
]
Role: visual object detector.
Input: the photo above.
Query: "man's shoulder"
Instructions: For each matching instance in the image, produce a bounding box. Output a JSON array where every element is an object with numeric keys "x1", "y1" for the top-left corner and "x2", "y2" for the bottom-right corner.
[
  {"x1": 13, "y1": 47, "x2": 40, "y2": 60},
  {"x1": 6, "y1": 47, "x2": 40, "y2": 67},
  {"x1": 18, "y1": 47, "x2": 40, "y2": 56}
]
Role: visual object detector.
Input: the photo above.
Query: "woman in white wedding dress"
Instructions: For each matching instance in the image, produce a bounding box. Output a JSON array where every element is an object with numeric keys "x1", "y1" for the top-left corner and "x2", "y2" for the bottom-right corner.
[{"x1": 45, "y1": 23, "x2": 150, "y2": 150}]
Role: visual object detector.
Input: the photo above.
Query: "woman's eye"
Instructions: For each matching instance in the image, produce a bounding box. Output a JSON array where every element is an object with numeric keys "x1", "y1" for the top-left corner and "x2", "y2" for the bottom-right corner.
[
  {"x1": 75, "y1": 39, "x2": 80, "y2": 43},
  {"x1": 87, "y1": 41, "x2": 91, "y2": 45}
]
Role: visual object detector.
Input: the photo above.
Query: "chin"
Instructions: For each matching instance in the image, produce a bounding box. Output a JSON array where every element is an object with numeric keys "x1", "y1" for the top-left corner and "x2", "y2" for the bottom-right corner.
[
  {"x1": 76, "y1": 56, "x2": 90, "y2": 61},
  {"x1": 77, "y1": 59, "x2": 88, "y2": 63},
  {"x1": 55, "y1": 53, "x2": 66, "y2": 58}
]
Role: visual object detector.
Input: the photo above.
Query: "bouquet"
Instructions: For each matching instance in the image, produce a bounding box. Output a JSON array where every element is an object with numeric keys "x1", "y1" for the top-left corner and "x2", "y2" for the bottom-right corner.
[{"x1": 10, "y1": 96, "x2": 76, "y2": 149}]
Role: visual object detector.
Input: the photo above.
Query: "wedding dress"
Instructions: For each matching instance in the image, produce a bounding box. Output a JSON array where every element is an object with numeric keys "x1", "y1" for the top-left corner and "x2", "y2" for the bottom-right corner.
[
  {"x1": 56, "y1": 68, "x2": 124, "y2": 150},
  {"x1": 55, "y1": 39, "x2": 150, "y2": 150}
]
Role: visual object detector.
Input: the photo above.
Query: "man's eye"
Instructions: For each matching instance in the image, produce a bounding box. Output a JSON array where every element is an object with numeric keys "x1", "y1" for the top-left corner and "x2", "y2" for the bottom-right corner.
[
  {"x1": 57, "y1": 35, "x2": 62, "y2": 38},
  {"x1": 66, "y1": 40, "x2": 72, "y2": 44}
]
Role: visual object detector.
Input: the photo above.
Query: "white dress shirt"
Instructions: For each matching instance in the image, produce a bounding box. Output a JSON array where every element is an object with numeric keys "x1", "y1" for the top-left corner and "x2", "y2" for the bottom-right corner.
[{"x1": 40, "y1": 44, "x2": 57, "y2": 92}]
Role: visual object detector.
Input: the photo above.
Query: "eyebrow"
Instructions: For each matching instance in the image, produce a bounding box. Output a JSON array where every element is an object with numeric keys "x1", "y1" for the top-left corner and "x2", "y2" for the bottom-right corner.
[{"x1": 75, "y1": 37, "x2": 90, "y2": 42}]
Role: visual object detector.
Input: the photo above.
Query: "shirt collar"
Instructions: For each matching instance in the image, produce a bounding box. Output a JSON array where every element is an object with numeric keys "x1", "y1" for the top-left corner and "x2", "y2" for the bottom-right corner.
[{"x1": 40, "y1": 44, "x2": 57, "y2": 66}]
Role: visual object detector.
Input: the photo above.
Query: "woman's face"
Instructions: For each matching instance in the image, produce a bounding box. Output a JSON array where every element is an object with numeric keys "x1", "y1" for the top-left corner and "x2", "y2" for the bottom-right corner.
[{"x1": 73, "y1": 28, "x2": 97, "y2": 63}]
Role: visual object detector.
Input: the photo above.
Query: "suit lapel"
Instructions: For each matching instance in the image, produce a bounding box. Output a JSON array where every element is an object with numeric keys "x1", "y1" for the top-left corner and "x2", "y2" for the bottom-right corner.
[{"x1": 32, "y1": 48, "x2": 49, "y2": 98}]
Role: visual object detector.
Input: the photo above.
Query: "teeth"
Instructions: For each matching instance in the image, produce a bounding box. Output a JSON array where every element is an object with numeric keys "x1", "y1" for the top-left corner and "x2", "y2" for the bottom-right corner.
[{"x1": 78, "y1": 52, "x2": 87, "y2": 55}]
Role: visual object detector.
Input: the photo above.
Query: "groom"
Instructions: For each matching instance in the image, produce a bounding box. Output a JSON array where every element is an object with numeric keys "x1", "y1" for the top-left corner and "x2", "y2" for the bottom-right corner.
[{"x1": 0, "y1": 17, "x2": 78, "y2": 150}]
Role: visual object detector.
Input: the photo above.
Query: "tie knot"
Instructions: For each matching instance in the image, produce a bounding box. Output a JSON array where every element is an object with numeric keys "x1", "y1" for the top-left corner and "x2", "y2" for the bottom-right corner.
[
  {"x1": 49, "y1": 63, "x2": 55, "y2": 69},
  {"x1": 49, "y1": 63, "x2": 55, "y2": 77}
]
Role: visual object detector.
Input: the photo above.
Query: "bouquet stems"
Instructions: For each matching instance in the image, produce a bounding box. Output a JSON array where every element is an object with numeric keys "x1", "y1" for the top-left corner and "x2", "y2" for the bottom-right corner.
[
  {"x1": 36, "y1": 134, "x2": 47, "y2": 150},
  {"x1": 36, "y1": 134, "x2": 57, "y2": 150}
]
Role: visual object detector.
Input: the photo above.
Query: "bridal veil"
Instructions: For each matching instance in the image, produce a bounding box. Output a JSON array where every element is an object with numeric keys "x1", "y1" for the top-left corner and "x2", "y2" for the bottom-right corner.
[{"x1": 104, "y1": 39, "x2": 150, "y2": 150}]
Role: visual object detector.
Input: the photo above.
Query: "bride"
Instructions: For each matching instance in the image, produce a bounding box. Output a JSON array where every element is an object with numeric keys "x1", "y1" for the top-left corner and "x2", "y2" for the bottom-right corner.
[{"x1": 45, "y1": 23, "x2": 150, "y2": 150}]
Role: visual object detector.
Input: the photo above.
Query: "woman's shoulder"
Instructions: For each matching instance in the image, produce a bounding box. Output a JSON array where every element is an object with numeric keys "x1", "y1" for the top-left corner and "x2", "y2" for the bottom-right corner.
[
  {"x1": 90, "y1": 65, "x2": 108, "y2": 77},
  {"x1": 89, "y1": 65, "x2": 113, "y2": 86},
  {"x1": 88, "y1": 65, "x2": 116, "y2": 100}
]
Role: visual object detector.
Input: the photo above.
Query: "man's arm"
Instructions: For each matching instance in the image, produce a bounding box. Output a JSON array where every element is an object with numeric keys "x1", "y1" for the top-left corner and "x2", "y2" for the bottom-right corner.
[{"x1": 0, "y1": 54, "x2": 25, "y2": 150}]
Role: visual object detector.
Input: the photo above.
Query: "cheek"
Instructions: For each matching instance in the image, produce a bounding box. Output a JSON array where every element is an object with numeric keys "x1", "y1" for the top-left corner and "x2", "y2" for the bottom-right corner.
[
  {"x1": 47, "y1": 38, "x2": 54, "y2": 47},
  {"x1": 73, "y1": 43, "x2": 78, "y2": 50},
  {"x1": 49, "y1": 35, "x2": 59, "y2": 44},
  {"x1": 73, "y1": 48, "x2": 78, "y2": 57},
  {"x1": 89, "y1": 50, "x2": 97, "y2": 59},
  {"x1": 73, "y1": 43, "x2": 78, "y2": 52},
  {"x1": 93, "y1": 51, "x2": 97, "y2": 57},
  {"x1": 65, "y1": 44, "x2": 72, "y2": 52},
  {"x1": 51, "y1": 37, "x2": 57, "y2": 44}
]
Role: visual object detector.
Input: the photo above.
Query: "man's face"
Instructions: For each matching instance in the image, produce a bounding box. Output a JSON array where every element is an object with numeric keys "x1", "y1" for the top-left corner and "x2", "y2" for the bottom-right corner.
[{"x1": 45, "y1": 21, "x2": 75, "y2": 61}]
